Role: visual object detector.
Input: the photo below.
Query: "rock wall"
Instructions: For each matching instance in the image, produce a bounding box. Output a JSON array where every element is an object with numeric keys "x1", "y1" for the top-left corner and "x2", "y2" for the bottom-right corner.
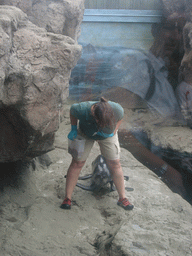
[
  {"x1": 0, "y1": 0, "x2": 85, "y2": 41},
  {"x1": 180, "y1": 11, "x2": 192, "y2": 85},
  {"x1": 0, "y1": 5, "x2": 83, "y2": 162},
  {"x1": 150, "y1": 1, "x2": 187, "y2": 89},
  {"x1": 159, "y1": 0, "x2": 192, "y2": 125},
  {"x1": 160, "y1": 0, "x2": 187, "y2": 15}
]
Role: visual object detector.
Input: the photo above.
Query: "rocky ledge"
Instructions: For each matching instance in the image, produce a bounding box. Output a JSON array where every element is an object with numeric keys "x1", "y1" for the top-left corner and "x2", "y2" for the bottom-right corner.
[{"x1": 0, "y1": 117, "x2": 191, "y2": 256}]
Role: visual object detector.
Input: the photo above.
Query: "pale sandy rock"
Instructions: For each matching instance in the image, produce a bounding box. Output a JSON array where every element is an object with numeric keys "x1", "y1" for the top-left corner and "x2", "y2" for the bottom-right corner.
[
  {"x1": 150, "y1": 126, "x2": 192, "y2": 153},
  {"x1": 0, "y1": 120, "x2": 191, "y2": 256},
  {"x1": 0, "y1": 0, "x2": 85, "y2": 41}
]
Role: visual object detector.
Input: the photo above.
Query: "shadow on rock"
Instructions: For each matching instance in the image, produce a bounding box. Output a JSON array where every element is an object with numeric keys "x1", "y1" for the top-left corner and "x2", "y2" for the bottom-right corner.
[{"x1": 0, "y1": 161, "x2": 30, "y2": 190}]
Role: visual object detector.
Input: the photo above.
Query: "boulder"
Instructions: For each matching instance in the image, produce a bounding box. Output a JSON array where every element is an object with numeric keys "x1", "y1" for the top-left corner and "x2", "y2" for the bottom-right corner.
[
  {"x1": 0, "y1": 0, "x2": 85, "y2": 41},
  {"x1": 0, "y1": 5, "x2": 82, "y2": 162}
]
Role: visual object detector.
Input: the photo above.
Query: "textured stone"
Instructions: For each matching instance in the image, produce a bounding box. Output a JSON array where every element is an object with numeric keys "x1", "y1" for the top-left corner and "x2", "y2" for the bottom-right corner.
[
  {"x1": 150, "y1": 1, "x2": 187, "y2": 89},
  {"x1": 181, "y1": 21, "x2": 192, "y2": 84},
  {"x1": 161, "y1": 0, "x2": 187, "y2": 16},
  {"x1": 0, "y1": 5, "x2": 82, "y2": 161},
  {"x1": 0, "y1": 0, "x2": 85, "y2": 41}
]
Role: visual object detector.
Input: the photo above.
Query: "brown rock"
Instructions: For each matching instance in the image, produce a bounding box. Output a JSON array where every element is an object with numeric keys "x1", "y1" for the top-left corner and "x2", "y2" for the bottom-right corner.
[
  {"x1": 150, "y1": 2, "x2": 187, "y2": 89},
  {"x1": 160, "y1": 0, "x2": 186, "y2": 16},
  {"x1": 180, "y1": 21, "x2": 192, "y2": 84},
  {"x1": 0, "y1": 5, "x2": 82, "y2": 162}
]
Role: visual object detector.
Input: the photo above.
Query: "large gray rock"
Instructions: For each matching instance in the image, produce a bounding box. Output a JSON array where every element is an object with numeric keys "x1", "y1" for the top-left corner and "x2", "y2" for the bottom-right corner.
[
  {"x1": 0, "y1": 120, "x2": 192, "y2": 256},
  {"x1": 0, "y1": 5, "x2": 82, "y2": 162},
  {"x1": 0, "y1": 0, "x2": 85, "y2": 41}
]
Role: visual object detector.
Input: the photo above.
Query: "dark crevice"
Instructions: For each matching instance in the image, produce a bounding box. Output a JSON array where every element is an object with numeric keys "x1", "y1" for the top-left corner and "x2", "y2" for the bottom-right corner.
[
  {"x1": 0, "y1": 160, "x2": 30, "y2": 190},
  {"x1": 161, "y1": 147, "x2": 192, "y2": 203},
  {"x1": 94, "y1": 231, "x2": 129, "y2": 256},
  {"x1": 0, "y1": 106, "x2": 33, "y2": 162}
]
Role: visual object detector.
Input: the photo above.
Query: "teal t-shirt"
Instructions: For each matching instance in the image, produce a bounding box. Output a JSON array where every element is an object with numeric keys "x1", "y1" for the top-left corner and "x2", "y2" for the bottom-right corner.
[{"x1": 70, "y1": 101, "x2": 124, "y2": 140}]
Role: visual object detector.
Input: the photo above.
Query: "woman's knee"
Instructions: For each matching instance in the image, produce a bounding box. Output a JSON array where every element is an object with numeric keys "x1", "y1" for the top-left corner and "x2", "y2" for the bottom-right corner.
[
  {"x1": 71, "y1": 158, "x2": 86, "y2": 169},
  {"x1": 106, "y1": 159, "x2": 121, "y2": 170}
]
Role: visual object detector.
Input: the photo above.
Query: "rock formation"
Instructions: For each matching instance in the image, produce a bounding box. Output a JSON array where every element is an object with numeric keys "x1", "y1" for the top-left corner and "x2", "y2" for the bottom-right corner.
[
  {"x1": 150, "y1": 3, "x2": 187, "y2": 89},
  {"x1": 180, "y1": 20, "x2": 192, "y2": 85},
  {"x1": 0, "y1": 0, "x2": 85, "y2": 41},
  {"x1": 160, "y1": 0, "x2": 187, "y2": 15},
  {"x1": 159, "y1": 0, "x2": 192, "y2": 127},
  {"x1": 0, "y1": 5, "x2": 83, "y2": 162}
]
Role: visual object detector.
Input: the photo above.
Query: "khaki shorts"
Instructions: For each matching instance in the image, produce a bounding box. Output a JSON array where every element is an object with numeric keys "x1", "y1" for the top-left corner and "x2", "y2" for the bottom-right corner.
[{"x1": 75, "y1": 130, "x2": 120, "y2": 161}]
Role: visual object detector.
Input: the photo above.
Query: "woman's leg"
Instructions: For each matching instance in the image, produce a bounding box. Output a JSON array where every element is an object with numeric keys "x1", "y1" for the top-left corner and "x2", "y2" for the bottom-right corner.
[
  {"x1": 61, "y1": 136, "x2": 95, "y2": 208},
  {"x1": 98, "y1": 134, "x2": 125, "y2": 198},
  {"x1": 106, "y1": 158, "x2": 133, "y2": 210},
  {"x1": 98, "y1": 134, "x2": 134, "y2": 210},
  {"x1": 105, "y1": 159, "x2": 126, "y2": 199},
  {"x1": 65, "y1": 158, "x2": 86, "y2": 200}
]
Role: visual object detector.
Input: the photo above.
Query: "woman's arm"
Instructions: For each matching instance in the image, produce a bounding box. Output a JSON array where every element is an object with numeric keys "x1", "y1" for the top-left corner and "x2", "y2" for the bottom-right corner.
[{"x1": 70, "y1": 113, "x2": 78, "y2": 126}]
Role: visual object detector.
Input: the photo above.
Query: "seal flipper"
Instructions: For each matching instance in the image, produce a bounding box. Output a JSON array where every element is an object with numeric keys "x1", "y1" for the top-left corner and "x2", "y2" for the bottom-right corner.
[
  {"x1": 78, "y1": 174, "x2": 93, "y2": 180},
  {"x1": 64, "y1": 174, "x2": 93, "y2": 180}
]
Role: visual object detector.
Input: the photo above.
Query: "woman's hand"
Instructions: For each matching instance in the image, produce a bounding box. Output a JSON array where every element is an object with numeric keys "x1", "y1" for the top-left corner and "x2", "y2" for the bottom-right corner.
[
  {"x1": 68, "y1": 113, "x2": 78, "y2": 140},
  {"x1": 68, "y1": 125, "x2": 77, "y2": 141}
]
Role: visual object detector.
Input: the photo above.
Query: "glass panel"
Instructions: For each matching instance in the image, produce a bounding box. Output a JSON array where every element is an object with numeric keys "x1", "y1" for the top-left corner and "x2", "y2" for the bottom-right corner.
[{"x1": 68, "y1": 6, "x2": 192, "y2": 203}]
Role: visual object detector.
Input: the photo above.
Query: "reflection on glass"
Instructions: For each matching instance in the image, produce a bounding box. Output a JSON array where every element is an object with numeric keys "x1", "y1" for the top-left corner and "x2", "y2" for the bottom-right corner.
[{"x1": 68, "y1": 8, "x2": 192, "y2": 203}]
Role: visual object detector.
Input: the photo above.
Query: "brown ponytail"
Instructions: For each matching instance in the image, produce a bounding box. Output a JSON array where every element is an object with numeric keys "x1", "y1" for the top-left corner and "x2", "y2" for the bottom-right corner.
[{"x1": 92, "y1": 97, "x2": 115, "y2": 129}]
